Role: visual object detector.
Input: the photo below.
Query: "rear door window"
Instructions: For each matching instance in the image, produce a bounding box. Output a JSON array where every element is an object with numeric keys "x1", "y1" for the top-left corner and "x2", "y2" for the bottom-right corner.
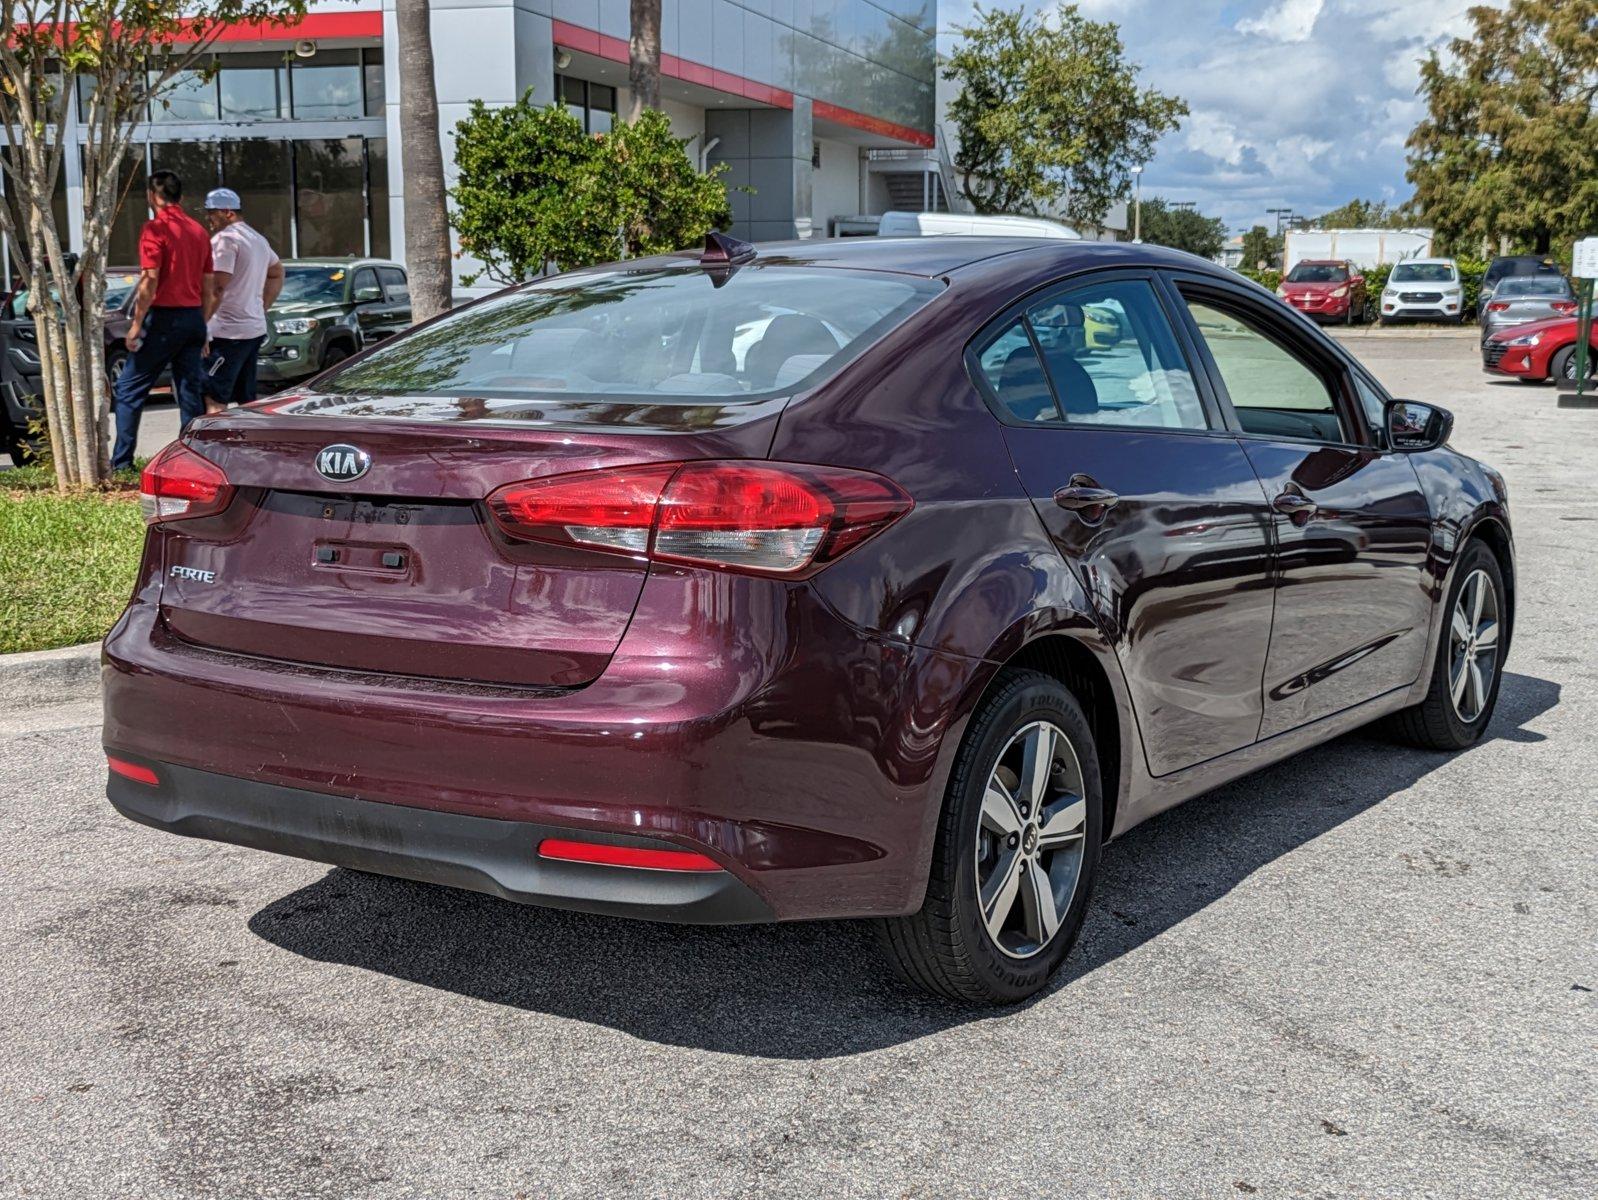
[
  {"x1": 377, "y1": 266, "x2": 409, "y2": 303},
  {"x1": 970, "y1": 277, "x2": 1209, "y2": 430}
]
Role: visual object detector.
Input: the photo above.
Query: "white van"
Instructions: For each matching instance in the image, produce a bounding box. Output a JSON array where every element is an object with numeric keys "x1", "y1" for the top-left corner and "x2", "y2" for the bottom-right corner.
[{"x1": 875, "y1": 211, "x2": 1081, "y2": 240}]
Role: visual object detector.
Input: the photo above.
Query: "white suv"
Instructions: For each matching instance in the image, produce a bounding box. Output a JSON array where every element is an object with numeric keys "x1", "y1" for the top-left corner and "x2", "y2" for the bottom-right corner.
[{"x1": 1380, "y1": 258, "x2": 1465, "y2": 325}]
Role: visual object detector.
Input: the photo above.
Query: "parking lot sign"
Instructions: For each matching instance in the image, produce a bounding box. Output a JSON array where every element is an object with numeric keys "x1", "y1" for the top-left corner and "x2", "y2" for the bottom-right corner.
[{"x1": 1561, "y1": 237, "x2": 1597, "y2": 404}]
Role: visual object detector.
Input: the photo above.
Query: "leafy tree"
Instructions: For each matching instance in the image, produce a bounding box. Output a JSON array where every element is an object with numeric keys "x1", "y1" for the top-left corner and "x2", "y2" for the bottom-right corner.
[
  {"x1": 1309, "y1": 198, "x2": 1413, "y2": 229},
  {"x1": 0, "y1": 0, "x2": 309, "y2": 490},
  {"x1": 1239, "y1": 225, "x2": 1281, "y2": 271},
  {"x1": 452, "y1": 99, "x2": 730, "y2": 284},
  {"x1": 1407, "y1": 0, "x2": 1598, "y2": 256},
  {"x1": 1137, "y1": 198, "x2": 1227, "y2": 258},
  {"x1": 943, "y1": 3, "x2": 1186, "y2": 225}
]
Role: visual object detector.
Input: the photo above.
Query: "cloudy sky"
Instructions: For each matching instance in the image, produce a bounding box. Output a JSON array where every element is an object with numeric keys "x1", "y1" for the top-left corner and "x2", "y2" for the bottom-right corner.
[{"x1": 936, "y1": 0, "x2": 1496, "y2": 233}]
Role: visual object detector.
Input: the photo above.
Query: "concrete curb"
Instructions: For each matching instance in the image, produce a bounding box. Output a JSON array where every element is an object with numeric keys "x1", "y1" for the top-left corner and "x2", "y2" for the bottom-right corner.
[
  {"x1": 1327, "y1": 326, "x2": 1480, "y2": 340},
  {"x1": 0, "y1": 641, "x2": 101, "y2": 707}
]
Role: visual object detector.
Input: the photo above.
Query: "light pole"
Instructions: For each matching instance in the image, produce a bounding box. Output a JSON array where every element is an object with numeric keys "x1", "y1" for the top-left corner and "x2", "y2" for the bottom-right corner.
[{"x1": 1132, "y1": 166, "x2": 1143, "y2": 243}]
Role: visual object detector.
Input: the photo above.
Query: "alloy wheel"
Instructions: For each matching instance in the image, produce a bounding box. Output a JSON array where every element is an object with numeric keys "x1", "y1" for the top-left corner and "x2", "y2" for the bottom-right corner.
[
  {"x1": 975, "y1": 720, "x2": 1088, "y2": 959},
  {"x1": 1449, "y1": 568, "x2": 1500, "y2": 723}
]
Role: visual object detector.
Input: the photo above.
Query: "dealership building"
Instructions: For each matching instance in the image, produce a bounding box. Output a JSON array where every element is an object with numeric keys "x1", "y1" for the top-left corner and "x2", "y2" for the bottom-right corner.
[{"x1": 50, "y1": 0, "x2": 943, "y2": 286}]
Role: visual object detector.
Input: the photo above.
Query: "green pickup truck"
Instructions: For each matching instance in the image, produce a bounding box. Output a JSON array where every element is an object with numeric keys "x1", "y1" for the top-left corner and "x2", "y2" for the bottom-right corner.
[{"x1": 259, "y1": 258, "x2": 411, "y2": 388}]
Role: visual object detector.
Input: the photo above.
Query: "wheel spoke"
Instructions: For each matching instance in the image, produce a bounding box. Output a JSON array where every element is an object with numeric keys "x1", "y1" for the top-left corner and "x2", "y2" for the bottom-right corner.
[
  {"x1": 1037, "y1": 795, "x2": 1086, "y2": 848},
  {"x1": 1018, "y1": 724, "x2": 1057, "y2": 810},
  {"x1": 981, "y1": 779, "x2": 1023, "y2": 837},
  {"x1": 1451, "y1": 607, "x2": 1471, "y2": 645},
  {"x1": 1474, "y1": 619, "x2": 1498, "y2": 652},
  {"x1": 1451, "y1": 655, "x2": 1470, "y2": 705},
  {"x1": 1470, "y1": 573, "x2": 1485, "y2": 627},
  {"x1": 981, "y1": 849, "x2": 1023, "y2": 940},
  {"x1": 1020, "y1": 861, "x2": 1060, "y2": 944},
  {"x1": 1468, "y1": 660, "x2": 1487, "y2": 717}
]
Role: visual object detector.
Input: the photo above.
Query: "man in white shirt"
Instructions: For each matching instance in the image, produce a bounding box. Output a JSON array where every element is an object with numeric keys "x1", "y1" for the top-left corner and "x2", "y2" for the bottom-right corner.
[{"x1": 200, "y1": 187, "x2": 283, "y2": 414}]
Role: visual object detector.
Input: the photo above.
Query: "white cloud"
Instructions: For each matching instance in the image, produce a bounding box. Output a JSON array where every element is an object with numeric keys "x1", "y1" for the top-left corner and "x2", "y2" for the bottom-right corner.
[{"x1": 1236, "y1": 0, "x2": 1325, "y2": 43}]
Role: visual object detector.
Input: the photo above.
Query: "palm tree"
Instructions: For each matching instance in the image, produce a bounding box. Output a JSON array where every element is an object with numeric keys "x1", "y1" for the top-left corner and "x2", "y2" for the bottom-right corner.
[
  {"x1": 627, "y1": 0, "x2": 662, "y2": 121},
  {"x1": 396, "y1": 0, "x2": 453, "y2": 321}
]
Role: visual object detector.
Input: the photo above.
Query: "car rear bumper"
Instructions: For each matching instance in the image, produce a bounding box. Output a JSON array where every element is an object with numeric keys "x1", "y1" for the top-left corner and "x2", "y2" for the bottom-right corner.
[
  {"x1": 103, "y1": 573, "x2": 972, "y2": 921},
  {"x1": 108, "y1": 757, "x2": 774, "y2": 923}
]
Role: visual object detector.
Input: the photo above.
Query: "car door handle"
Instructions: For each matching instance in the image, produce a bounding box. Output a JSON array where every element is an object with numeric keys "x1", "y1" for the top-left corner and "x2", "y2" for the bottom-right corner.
[
  {"x1": 1053, "y1": 485, "x2": 1121, "y2": 512},
  {"x1": 1272, "y1": 490, "x2": 1319, "y2": 521}
]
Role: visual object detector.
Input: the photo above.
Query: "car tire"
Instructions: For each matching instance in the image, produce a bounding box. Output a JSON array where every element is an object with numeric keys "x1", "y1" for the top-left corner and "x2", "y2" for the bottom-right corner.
[
  {"x1": 105, "y1": 348, "x2": 128, "y2": 389},
  {"x1": 1551, "y1": 345, "x2": 1595, "y2": 385},
  {"x1": 319, "y1": 343, "x2": 351, "y2": 372},
  {"x1": 1385, "y1": 540, "x2": 1506, "y2": 751},
  {"x1": 875, "y1": 668, "x2": 1103, "y2": 1004}
]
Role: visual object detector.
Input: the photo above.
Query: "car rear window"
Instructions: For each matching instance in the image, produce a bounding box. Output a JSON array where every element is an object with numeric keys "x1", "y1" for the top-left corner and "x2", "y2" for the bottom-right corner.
[
  {"x1": 1495, "y1": 277, "x2": 1571, "y2": 298},
  {"x1": 1390, "y1": 263, "x2": 1456, "y2": 283},
  {"x1": 317, "y1": 265, "x2": 943, "y2": 402},
  {"x1": 1286, "y1": 264, "x2": 1348, "y2": 283}
]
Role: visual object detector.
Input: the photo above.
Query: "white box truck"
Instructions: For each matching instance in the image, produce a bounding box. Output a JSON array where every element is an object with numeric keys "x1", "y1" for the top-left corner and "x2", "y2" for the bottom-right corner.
[{"x1": 1283, "y1": 228, "x2": 1434, "y2": 272}]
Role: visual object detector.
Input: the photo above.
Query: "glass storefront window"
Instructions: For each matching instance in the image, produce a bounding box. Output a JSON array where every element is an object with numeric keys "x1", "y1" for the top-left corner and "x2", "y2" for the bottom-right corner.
[
  {"x1": 290, "y1": 49, "x2": 363, "y2": 120},
  {"x1": 222, "y1": 139, "x2": 293, "y2": 256},
  {"x1": 150, "y1": 63, "x2": 218, "y2": 123},
  {"x1": 103, "y1": 149, "x2": 151, "y2": 268},
  {"x1": 555, "y1": 75, "x2": 617, "y2": 134},
  {"x1": 220, "y1": 52, "x2": 288, "y2": 120},
  {"x1": 363, "y1": 48, "x2": 385, "y2": 117},
  {"x1": 150, "y1": 141, "x2": 222, "y2": 206},
  {"x1": 294, "y1": 138, "x2": 366, "y2": 256},
  {"x1": 367, "y1": 138, "x2": 390, "y2": 258}
]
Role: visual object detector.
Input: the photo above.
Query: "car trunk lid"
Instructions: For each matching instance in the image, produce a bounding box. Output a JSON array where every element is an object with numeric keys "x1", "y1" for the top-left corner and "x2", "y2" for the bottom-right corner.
[{"x1": 156, "y1": 391, "x2": 785, "y2": 687}]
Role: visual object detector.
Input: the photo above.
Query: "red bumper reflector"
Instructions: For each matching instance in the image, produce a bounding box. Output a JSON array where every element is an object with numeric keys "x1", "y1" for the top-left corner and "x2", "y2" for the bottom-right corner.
[
  {"x1": 107, "y1": 756, "x2": 159, "y2": 786},
  {"x1": 537, "y1": 838, "x2": 722, "y2": 872}
]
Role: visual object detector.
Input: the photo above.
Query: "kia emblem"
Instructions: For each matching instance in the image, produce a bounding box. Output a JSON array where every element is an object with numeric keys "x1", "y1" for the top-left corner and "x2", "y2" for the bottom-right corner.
[{"x1": 315, "y1": 443, "x2": 371, "y2": 483}]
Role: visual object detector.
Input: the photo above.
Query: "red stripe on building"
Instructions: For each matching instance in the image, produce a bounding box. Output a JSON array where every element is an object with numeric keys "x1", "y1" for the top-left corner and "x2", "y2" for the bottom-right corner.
[
  {"x1": 209, "y1": 12, "x2": 383, "y2": 43},
  {"x1": 551, "y1": 19, "x2": 932, "y2": 147}
]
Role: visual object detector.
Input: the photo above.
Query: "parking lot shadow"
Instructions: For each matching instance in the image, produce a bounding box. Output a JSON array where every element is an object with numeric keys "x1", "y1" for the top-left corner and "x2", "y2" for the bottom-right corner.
[{"x1": 249, "y1": 671, "x2": 1558, "y2": 1059}]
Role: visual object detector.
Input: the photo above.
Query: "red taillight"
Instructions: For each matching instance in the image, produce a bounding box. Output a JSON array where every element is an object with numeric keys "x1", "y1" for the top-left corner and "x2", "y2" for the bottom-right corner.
[
  {"x1": 1552, "y1": 300, "x2": 1578, "y2": 315},
  {"x1": 487, "y1": 460, "x2": 912, "y2": 576},
  {"x1": 139, "y1": 442, "x2": 233, "y2": 524},
  {"x1": 537, "y1": 838, "x2": 722, "y2": 872},
  {"x1": 107, "y1": 755, "x2": 159, "y2": 785},
  {"x1": 1487, "y1": 301, "x2": 1511, "y2": 313}
]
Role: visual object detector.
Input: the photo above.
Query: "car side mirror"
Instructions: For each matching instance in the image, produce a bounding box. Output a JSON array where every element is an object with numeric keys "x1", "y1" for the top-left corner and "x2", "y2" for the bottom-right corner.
[
  {"x1": 354, "y1": 286, "x2": 383, "y2": 304},
  {"x1": 1385, "y1": 399, "x2": 1453, "y2": 452}
]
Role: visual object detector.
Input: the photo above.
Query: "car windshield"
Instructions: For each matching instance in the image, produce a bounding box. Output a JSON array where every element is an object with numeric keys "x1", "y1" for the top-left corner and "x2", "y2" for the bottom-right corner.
[
  {"x1": 1286, "y1": 264, "x2": 1348, "y2": 283},
  {"x1": 316, "y1": 265, "x2": 943, "y2": 402},
  {"x1": 1390, "y1": 263, "x2": 1456, "y2": 283},
  {"x1": 9, "y1": 272, "x2": 139, "y2": 318},
  {"x1": 278, "y1": 266, "x2": 349, "y2": 305},
  {"x1": 1487, "y1": 258, "x2": 1559, "y2": 284},
  {"x1": 1495, "y1": 277, "x2": 1571, "y2": 298}
]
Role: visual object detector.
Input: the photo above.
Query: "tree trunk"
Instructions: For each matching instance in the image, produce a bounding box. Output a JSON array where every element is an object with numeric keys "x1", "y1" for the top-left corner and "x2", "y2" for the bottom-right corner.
[
  {"x1": 396, "y1": 0, "x2": 453, "y2": 322},
  {"x1": 627, "y1": 0, "x2": 662, "y2": 121}
]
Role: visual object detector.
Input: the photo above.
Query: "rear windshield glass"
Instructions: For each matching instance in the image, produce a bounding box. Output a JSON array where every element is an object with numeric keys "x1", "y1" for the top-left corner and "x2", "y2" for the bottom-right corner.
[
  {"x1": 316, "y1": 265, "x2": 943, "y2": 401},
  {"x1": 1286, "y1": 264, "x2": 1348, "y2": 283},
  {"x1": 1495, "y1": 276, "x2": 1570, "y2": 298},
  {"x1": 1390, "y1": 263, "x2": 1457, "y2": 283}
]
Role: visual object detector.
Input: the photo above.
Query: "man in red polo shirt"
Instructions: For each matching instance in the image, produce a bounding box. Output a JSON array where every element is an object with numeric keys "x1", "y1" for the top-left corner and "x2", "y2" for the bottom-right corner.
[{"x1": 111, "y1": 169, "x2": 215, "y2": 470}]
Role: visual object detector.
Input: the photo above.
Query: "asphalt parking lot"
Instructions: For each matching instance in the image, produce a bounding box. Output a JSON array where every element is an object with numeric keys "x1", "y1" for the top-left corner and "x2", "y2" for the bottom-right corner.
[{"x1": 2, "y1": 333, "x2": 1594, "y2": 1198}]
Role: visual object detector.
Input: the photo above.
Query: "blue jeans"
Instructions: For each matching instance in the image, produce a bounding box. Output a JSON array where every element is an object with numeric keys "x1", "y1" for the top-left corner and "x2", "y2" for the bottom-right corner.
[
  {"x1": 203, "y1": 335, "x2": 265, "y2": 409},
  {"x1": 111, "y1": 305, "x2": 206, "y2": 470}
]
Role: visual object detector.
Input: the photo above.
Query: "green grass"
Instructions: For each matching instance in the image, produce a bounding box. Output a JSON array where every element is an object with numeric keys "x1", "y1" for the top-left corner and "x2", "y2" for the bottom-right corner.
[{"x1": 0, "y1": 484, "x2": 145, "y2": 654}]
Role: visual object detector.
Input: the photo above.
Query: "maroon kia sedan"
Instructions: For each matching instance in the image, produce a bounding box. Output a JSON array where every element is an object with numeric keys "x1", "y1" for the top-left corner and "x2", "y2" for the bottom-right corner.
[{"x1": 104, "y1": 235, "x2": 1514, "y2": 1003}]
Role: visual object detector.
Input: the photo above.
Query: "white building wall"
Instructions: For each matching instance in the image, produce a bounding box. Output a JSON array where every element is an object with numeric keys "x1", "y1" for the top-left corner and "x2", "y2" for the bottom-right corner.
[{"x1": 811, "y1": 137, "x2": 861, "y2": 235}]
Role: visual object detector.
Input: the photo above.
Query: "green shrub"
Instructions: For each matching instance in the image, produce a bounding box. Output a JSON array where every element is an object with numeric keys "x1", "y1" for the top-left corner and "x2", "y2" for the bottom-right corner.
[
  {"x1": 1235, "y1": 267, "x2": 1281, "y2": 293},
  {"x1": 451, "y1": 100, "x2": 732, "y2": 285}
]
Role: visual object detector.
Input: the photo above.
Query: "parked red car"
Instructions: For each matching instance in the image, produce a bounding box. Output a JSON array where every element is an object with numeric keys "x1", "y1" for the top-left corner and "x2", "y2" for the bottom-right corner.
[
  {"x1": 1482, "y1": 315, "x2": 1598, "y2": 384},
  {"x1": 1277, "y1": 259, "x2": 1366, "y2": 324}
]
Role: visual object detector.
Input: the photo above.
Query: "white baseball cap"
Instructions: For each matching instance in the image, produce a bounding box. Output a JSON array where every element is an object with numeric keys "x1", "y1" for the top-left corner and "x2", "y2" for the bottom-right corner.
[{"x1": 203, "y1": 187, "x2": 242, "y2": 211}]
